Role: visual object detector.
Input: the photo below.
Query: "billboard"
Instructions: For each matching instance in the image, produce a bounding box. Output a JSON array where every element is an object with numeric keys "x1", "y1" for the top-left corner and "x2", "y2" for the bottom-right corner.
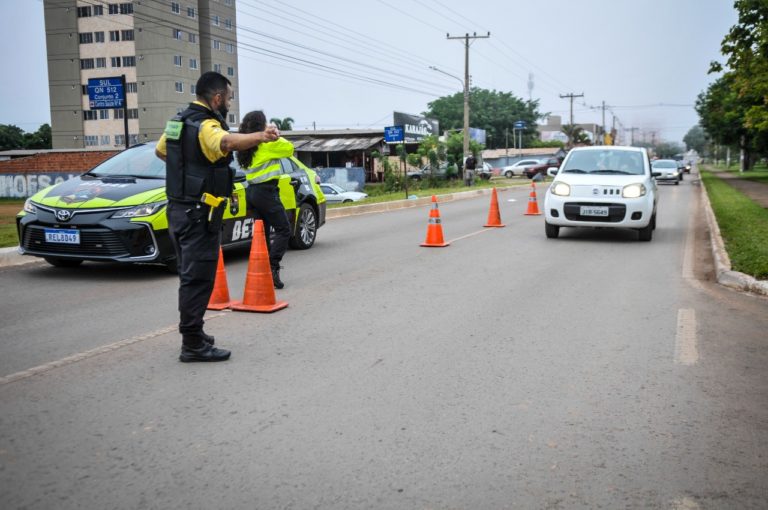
[{"x1": 393, "y1": 112, "x2": 439, "y2": 143}]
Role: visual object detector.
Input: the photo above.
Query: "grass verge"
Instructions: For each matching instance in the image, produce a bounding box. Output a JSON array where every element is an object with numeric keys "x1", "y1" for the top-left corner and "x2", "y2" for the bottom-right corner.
[
  {"x1": 701, "y1": 171, "x2": 768, "y2": 279},
  {"x1": 0, "y1": 199, "x2": 23, "y2": 248}
]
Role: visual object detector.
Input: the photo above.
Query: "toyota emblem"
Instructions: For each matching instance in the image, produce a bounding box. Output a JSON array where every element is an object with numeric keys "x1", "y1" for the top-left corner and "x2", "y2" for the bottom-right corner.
[{"x1": 55, "y1": 209, "x2": 72, "y2": 221}]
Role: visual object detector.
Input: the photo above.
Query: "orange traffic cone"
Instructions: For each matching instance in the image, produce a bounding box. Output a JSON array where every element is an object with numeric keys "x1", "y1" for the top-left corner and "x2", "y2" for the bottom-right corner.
[
  {"x1": 421, "y1": 195, "x2": 450, "y2": 247},
  {"x1": 524, "y1": 182, "x2": 542, "y2": 216},
  {"x1": 230, "y1": 220, "x2": 288, "y2": 313},
  {"x1": 207, "y1": 247, "x2": 233, "y2": 310},
  {"x1": 484, "y1": 187, "x2": 505, "y2": 227}
]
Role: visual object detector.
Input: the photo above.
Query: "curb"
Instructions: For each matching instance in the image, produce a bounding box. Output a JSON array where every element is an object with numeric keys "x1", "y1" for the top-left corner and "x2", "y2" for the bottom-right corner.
[
  {"x1": 700, "y1": 178, "x2": 768, "y2": 297},
  {"x1": 0, "y1": 246, "x2": 37, "y2": 268}
]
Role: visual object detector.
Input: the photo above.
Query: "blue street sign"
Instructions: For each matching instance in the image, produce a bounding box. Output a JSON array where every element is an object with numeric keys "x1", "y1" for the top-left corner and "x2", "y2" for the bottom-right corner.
[
  {"x1": 513, "y1": 121, "x2": 526, "y2": 129},
  {"x1": 384, "y1": 125, "x2": 404, "y2": 143},
  {"x1": 87, "y1": 77, "x2": 125, "y2": 109}
]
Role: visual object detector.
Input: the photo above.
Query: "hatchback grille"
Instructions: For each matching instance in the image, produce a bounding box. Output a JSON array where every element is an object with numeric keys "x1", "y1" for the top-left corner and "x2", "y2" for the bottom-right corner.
[
  {"x1": 22, "y1": 225, "x2": 130, "y2": 257},
  {"x1": 564, "y1": 202, "x2": 626, "y2": 223}
]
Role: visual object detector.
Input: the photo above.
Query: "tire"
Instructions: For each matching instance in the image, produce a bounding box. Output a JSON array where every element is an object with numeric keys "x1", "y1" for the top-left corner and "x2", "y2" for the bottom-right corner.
[
  {"x1": 638, "y1": 220, "x2": 653, "y2": 241},
  {"x1": 44, "y1": 257, "x2": 83, "y2": 268},
  {"x1": 505, "y1": 170, "x2": 513, "y2": 178},
  {"x1": 675, "y1": 180, "x2": 679, "y2": 185},
  {"x1": 289, "y1": 202, "x2": 317, "y2": 249},
  {"x1": 545, "y1": 222, "x2": 560, "y2": 239},
  {"x1": 343, "y1": 199, "x2": 353, "y2": 203}
]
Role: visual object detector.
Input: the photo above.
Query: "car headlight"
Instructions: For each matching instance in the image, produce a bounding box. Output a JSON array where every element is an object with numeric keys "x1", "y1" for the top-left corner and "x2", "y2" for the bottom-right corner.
[
  {"x1": 23, "y1": 198, "x2": 37, "y2": 214},
  {"x1": 551, "y1": 182, "x2": 570, "y2": 196},
  {"x1": 111, "y1": 201, "x2": 166, "y2": 219},
  {"x1": 622, "y1": 183, "x2": 646, "y2": 198}
]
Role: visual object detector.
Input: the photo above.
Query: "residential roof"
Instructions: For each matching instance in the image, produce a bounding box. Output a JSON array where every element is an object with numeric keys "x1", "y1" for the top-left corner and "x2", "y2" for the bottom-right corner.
[{"x1": 290, "y1": 136, "x2": 384, "y2": 152}]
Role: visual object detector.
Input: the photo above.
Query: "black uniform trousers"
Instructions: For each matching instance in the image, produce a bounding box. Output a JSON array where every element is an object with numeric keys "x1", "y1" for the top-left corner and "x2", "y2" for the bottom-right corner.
[
  {"x1": 167, "y1": 200, "x2": 220, "y2": 348},
  {"x1": 245, "y1": 180, "x2": 290, "y2": 270}
]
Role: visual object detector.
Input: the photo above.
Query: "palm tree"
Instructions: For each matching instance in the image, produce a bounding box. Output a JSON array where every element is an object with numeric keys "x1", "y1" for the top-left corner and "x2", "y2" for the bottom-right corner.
[
  {"x1": 269, "y1": 117, "x2": 294, "y2": 131},
  {"x1": 561, "y1": 124, "x2": 592, "y2": 147}
]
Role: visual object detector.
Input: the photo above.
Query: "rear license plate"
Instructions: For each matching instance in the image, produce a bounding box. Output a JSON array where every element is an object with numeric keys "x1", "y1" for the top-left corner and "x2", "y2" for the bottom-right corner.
[
  {"x1": 44, "y1": 228, "x2": 80, "y2": 244},
  {"x1": 580, "y1": 206, "x2": 609, "y2": 217}
]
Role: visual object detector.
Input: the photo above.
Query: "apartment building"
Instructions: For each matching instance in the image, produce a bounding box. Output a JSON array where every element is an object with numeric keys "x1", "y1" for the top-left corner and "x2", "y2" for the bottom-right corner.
[{"x1": 44, "y1": 0, "x2": 239, "y2": 149}]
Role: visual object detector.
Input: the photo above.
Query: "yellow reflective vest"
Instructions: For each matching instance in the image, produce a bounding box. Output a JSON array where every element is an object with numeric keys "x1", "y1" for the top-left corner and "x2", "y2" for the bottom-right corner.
[{"x1": 244, "y1": 137, "x2": 294, "y2": 184}]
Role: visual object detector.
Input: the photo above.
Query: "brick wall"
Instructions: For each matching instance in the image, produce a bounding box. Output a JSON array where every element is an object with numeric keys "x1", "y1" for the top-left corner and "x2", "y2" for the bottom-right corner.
[{"x1": 0, "y1": 151, "x2": 117, "y2": 174}]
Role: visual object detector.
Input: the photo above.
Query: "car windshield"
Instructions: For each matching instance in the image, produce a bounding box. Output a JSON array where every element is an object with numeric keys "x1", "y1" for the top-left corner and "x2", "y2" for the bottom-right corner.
[
  {"x1": 652, "y1": 160, "x2": 677, "y2": 168},
  {"x1": 561, "y1": 149, "x2": 644, "y2": 175},
  {"x1": 86, "y1": 143, "x2": 165, "y2": 179}
]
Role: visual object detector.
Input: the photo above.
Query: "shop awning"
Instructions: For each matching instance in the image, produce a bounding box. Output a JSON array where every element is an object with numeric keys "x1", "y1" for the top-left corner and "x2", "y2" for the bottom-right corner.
[{"x1": 290, "y1": 136, "x2": 383, "y2": 152}]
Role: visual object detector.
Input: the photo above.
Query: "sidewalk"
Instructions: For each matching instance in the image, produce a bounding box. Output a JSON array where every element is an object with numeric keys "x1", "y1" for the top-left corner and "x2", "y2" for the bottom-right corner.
[{"x1": 707, "y1": 167, "x2": 768, "y2": 208}]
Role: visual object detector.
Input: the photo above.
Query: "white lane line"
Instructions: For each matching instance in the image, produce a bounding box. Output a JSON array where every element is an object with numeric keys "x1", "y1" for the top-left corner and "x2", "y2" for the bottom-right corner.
[
  {"x1": 675, "y1": 308, "x2": 699, "y2": 365},
  {"x1": 682, "y1": 204, "x2": 696, "y2": 280},
  {"x1": 446, "y1": 228, "x2": 493, "y2": 244},
  {"x1": 0, "y1": 312, "x2": 228, "y2": 387}
]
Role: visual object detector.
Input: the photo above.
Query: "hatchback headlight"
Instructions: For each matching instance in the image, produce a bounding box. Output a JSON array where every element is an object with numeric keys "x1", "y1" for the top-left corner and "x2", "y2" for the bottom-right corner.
[
  {"x1": 23, "y1": 198, "x2": 37, "y2": 214},
  {"x1": 551, "y1": 182, "x2": 570, "y2": 196},
  {"x1": 111, "y1": 201, "x2": 166, "y2": 219},
  {"x1": 622, "y1": 183, "x2": 646, "y2": 198}
]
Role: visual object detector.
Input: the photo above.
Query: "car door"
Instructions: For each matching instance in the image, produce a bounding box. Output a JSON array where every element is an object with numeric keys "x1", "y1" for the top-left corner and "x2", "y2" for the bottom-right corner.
[{"x1": 320, "y1": 184, "x2": 342, "y2": 203}]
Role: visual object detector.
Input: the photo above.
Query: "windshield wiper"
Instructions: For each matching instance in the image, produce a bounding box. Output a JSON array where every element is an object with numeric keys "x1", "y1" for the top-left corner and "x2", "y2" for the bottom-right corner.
[
  {"x1": 563, "y1": 168, "x2": 586, "y2": 173},
  {"x1": 591, "y1": 169, "x2": 632, "y2": 174}
]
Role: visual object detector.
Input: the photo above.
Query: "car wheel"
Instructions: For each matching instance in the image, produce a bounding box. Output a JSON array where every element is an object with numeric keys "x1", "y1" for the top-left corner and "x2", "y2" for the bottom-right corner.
[
  {"x1": 638, "y1": 220, "x2": 653, "y2": 241},
  {"x1": 675, "y1": 180, "x2": 679, "y2": 185},
  {"x1": 505, "y1": 170, "x2": 513, "y2": 178},
  {"x1": 44, "y1": 257, "x2": 83, "y2": 268},
  {"x1": 343, "y1": 199, "x2": 353, "y2": 203},
  {"x1": 545, "y1": 222, "x2": 560, "y2": 239},
  {"x1": 289, "y1": 202, "x2": 317, "y2": 249}
]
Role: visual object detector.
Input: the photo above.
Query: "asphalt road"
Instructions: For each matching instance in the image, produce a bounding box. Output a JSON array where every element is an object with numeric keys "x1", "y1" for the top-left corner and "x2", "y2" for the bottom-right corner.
[{"x1": 1, "y1": 177, "x2": 767, "y2": 509}]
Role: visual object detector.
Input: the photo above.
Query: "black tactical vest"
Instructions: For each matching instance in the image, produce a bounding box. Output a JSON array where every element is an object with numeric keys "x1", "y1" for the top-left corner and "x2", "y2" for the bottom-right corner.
[{"x1": 164, "y1": 103, "x2": 234, "y2": 202}]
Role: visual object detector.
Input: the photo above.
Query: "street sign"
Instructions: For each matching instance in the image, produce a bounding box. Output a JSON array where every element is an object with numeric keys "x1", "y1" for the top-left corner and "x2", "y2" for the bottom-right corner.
[
  {"x1": 384, "y1": 125, "x2": 404, "y2": 143},
  {"x1": 513, "y1": 121, "x2": 526, "y2": 129},
  {"x1": 87, "y1": 77, "x2": 125, "y2": 109}
]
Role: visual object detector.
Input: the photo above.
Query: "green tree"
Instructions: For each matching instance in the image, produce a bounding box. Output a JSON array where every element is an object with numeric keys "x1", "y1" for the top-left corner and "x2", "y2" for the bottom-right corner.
[
  {"x1": 0, "y1": 124, "x2": 25, "y2": 150},
  {"x1": 424, "y1": 88, "x2": 541, "y2": 150},
  {"x1": 269, "y1": 117, "x2": 294, "y2": 131},
  {"x1": 683, "y1": 125, "x2": 707, "y2": 154},
  {"x1": 561, "y1": 124, "x2": 591, "y2": 147},
  {"x1": 654, "y1": 141, "x2": 685, "y2": 159},
  {"x1": 23, "y1": 124, "x2": 52, "y2": 150}
]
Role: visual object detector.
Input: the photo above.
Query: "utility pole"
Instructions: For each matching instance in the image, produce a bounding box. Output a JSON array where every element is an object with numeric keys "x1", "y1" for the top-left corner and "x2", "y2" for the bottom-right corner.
[
  {"x1": 559, "y1": 92, "x2": 584, "y2": 146},
  {"x1": 601, "y1": 101, "x2": 606, "y2": 145},
  {"x1": 626, "y1": 127, "x2": 639, "y2": 146},
  {"x1": 447, "y1": 31, "x2": 491, "y2": 164}
]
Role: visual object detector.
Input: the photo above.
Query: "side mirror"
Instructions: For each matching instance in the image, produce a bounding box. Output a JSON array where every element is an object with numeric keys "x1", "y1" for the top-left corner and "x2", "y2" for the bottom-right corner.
[{"x1": 547, "y1": 167, "x2": 559, "y2": 177}]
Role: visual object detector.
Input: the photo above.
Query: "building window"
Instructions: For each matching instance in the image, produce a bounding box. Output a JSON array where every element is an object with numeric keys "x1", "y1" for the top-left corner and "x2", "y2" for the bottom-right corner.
[
  {"x1": 129, "y1": 134, "x2": 139, "y2": 146},
  {"x1": 212, "y1": 15, "x2": 219, "y2": 26},
  {"x1": 229, "y1": 113, "x2": 236, "y2": 124},
  {"x1": 100, "y1": 135, "x2": 111, "y2": 145},
  {"x1": 93, "y1": 5, "x2": 103, "y2": 15},
  {"x1": 96, "y1": 57, "x2": 107, "y2": 68},
  {"x1": 114, "y1": 109, "x2": 124, "y2": 119},
  {"x1": 114, "y1": 134, "x2": 125, "y2": 146},
  {"x1": 212, "y1": 39, "x2": 220, "y2": 50},
  {"x1": 173, "y1": 28, "x2": 182, "y2": 40},
  {"x1": 108, "y1": 4, "x2": 119, "y2": 15},
  {"x1": 175, "y1": 82, "x2": 184, "y2": 93},
  {"x1": 189, "y1": 58, "x2": 198, "y2": 70},
  {"x1": 111, "y1": 56, "x2": 121, "y2": 67},
  {"x1": 99, "y1": 110, "x2": 110, "y2": 120},
  {"x1": 84, "y1": 135, "x2": 99, "y2": 147},
  {"x1": 126, "y1": 82, "x2": 137, "y2": 93},
  {"x1": 224, "y1": 19, "x2": 232, "y2": 30},
  {"x1": 119, "y1": 3, "x2": 133, "y2": 15},
  {"x1": 171, "y1": 2, "x2": 180, "y2": 14},
  {"x1": 225, "y1": 43, "x2": 234, "y2": 54},
  {"x1": 77, "y1": 6, "x2": 91, "y2": 17},
  {"x1": 121, "y1": 29, "x2": 134, "y2": 41},
  {"x1": 94, "y1": 31, "x2": 105, "y2": 43},
  {"x1": 79, "y1": 33, "x2": 93, "y2": 44},
  {"x1": 110, "y1": 30, "x2": 120, "y2": 42},
  {"x1": 227, "y1": 66, "x2": 234, "y2": 76},
  {"x1": 81, "y1": 85, "x2": 88, "y2": 95},
  {"x1": 83, "y1": 110, "x2": 97, "y2": 121},
  {"x1": 213, "y1": 63, "x2": 221, "y2": 73},
  {"x1": 123, "y1": 56, "x2": 136, "y2": 67},
  {"x1": 190, "y1": 84, "x2": 196, "y2": 95},
  {"x1": 224, "y1": 0, "x2": 233, "y2": 5},
  {"x1": 80, "y1": 58, "x2": 95, "y2": 69},
  {"x1": 127, "y1": 109, "x2": 139, "y2": 119},
  {"x1": 187, "y1": 7, "x2": 196, "y2": 18},
  {"x1": 188, "y1": 32, "x2": 197, "y2": 44},
  {"x1": 174, "y1": 55, "x2": 182, "y2": 66}
]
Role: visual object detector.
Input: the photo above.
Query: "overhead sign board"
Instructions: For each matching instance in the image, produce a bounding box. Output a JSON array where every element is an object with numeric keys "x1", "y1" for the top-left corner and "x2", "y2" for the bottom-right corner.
[
  {"x1": 384, "y1": 125, "x2": 404, "y2": 143},
  {"x1": 87, "y1": 77, "x2": 125, "y2": 109},
  {"x1": 393, "y1": 112, "x2": 439, "y2": 143},
  {"x1": 514, "y1": 121, "x2": 526, "y2": 129}
]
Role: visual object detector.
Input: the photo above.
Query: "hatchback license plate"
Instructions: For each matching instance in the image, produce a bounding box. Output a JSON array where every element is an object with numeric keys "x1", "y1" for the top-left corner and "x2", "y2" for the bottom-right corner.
[
  {"x1": 44, "y1": 228, "x2": 80, "y2": 244},
  {"x1": 580, "y1": 206, "x2": 609, "y2": 217}
]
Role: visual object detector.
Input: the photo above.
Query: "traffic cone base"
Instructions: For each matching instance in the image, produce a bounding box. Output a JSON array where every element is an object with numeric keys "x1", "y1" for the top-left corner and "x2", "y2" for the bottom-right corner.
[
  {"x1": 484, "y1": 187, "x2": 506, "y2": 227},
  {"x1": 421, "y1": 195, "x2": 450, "y2": 247},
  {"x1": 525, "y1": 182, "x2": 542, "y2": 216},
  {"x1": 231, "y1": 219, "x2": 288, "y2": 313},
  {"x1": 207, "y1": 247, "x2": 233, "y2": 310}
]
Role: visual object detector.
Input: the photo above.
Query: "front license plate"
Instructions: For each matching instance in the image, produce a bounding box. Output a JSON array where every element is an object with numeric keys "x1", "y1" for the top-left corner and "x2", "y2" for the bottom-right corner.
[
  {"x1": 580, "y1": 206, "x2": 609, "y2": 217},
  {"x1": 44, "y1": 228, "x2": 80, "y2": 244}
]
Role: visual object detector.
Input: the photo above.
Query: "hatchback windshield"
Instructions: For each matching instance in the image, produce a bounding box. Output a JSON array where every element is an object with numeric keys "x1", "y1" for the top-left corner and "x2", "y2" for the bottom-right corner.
[
  {"x1": 560, "y1": 149, "x2": 645, "y2": 175},
  {"x1": 652, "y1": 160, "x2": 677, "y2": 169},
  {"x1": 86, "y1": 143, "x2": 165, "y2": 179}
]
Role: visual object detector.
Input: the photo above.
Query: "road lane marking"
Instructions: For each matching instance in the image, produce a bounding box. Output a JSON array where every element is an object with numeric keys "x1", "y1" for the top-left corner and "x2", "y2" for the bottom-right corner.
[
  {"x1": 0, "y1": 312, "x2": 228, "y2": 387},
  {"x1": 675, "y1": 308, "x2": 699, "y2": 365},
  {"x1": 447, "y1": 228, "x2": 493, "y2": 244}
]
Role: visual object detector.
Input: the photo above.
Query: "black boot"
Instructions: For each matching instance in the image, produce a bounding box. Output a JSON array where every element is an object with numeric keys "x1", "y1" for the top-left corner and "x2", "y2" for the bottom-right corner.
[
  {"x1": 271, "y1": 267, "x2": 284, "y2": 289},
  {"x1": 179, "y1": 343, "x2": 231, "y2": 363}
]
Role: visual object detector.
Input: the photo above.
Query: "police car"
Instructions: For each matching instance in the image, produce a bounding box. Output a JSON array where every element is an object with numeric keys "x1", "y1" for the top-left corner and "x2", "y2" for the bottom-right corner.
[{"x1": 16, "y1": 142, "x2": 326, "y2": 271}]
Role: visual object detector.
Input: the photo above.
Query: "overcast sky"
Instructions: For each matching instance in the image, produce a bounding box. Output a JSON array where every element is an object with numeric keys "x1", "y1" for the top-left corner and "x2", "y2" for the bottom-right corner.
[{"x1": 1, "y1": 0, "x2": 738, "y2": 144}]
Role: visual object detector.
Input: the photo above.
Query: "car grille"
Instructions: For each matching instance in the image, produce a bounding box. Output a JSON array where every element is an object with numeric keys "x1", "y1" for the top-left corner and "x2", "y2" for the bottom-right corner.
[
  {"x1": 564, "y1": 202, "x2": 626, "y2": 223},
  {"x1": 22, "y1": 225, "x2": 130, "y2": 257}
]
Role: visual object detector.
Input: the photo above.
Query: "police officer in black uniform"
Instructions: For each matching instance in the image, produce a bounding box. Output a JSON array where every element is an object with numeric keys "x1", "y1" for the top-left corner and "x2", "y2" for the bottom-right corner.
[{"x1": 155, "y1": 71, "x2": 278, "y2": 362}]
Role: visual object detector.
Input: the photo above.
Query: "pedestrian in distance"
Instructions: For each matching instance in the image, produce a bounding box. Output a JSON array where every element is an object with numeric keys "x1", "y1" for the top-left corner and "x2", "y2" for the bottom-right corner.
[
  {"x1": 464, "y1": 153, "x2": 477, "y2": 186},
  {"x1": 155, "y1": 71, "x2": 278, "y2": 363},
  {"x1": 236, "y1": 110, "x2": 294, "y2": 290}
]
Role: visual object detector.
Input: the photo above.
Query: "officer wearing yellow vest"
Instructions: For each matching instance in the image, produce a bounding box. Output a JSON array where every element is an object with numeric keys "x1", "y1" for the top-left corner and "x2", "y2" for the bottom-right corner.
[
  {"x1": 236, "y1": 110, "x2": 294, "y2": 289},
  {"x1": 155, "y1": 72, "x2": 278, "y2": 363}
]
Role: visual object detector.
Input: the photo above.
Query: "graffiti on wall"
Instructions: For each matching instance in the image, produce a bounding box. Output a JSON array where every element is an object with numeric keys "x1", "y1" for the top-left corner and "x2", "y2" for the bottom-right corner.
[{"x1": 0, "y1": 174, "x2": 78, "y2": 198}]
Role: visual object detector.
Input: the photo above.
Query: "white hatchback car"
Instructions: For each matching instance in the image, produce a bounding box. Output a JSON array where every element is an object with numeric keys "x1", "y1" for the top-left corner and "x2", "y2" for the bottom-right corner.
[
  {"x1": 501, "y1": 158, "x2": 541, "y2": 178},
  {"x1": 319, "y1": 183, "x2": 368, "y2": 203},
  {"x1": 544, "y1": 146, "x2": 658, "y2": 241}
]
